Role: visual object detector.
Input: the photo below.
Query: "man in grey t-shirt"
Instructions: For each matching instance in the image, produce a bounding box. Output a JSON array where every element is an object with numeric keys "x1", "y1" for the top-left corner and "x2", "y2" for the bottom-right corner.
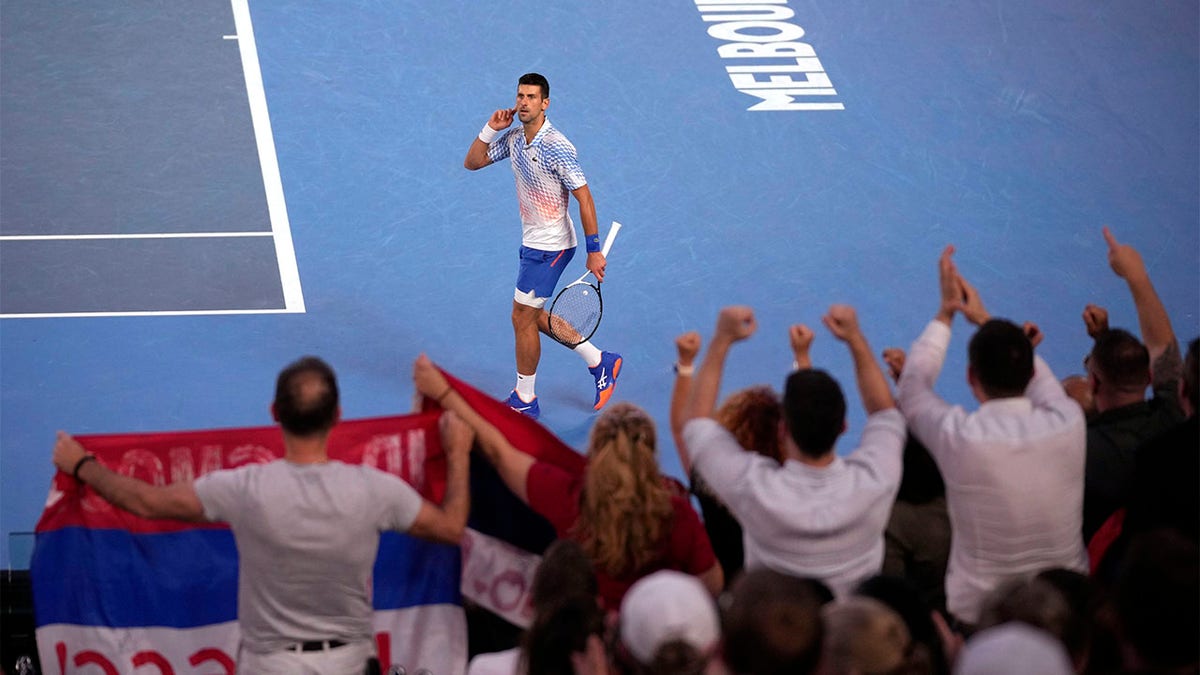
[{"x1": 53, "y1": 356, "x2": 472, "y2": 674}]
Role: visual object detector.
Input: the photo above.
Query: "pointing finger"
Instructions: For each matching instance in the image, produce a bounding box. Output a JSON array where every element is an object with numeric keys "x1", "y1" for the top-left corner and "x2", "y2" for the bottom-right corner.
[{"x1": 1102, "y1": 226, "x2": 1118, "y2": 250}]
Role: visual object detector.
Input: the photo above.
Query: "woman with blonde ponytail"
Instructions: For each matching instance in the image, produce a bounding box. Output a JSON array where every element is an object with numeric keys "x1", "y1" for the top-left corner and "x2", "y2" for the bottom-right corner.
[{"x1": 413, "y1": 356, "x2": 723, "y2": 611}]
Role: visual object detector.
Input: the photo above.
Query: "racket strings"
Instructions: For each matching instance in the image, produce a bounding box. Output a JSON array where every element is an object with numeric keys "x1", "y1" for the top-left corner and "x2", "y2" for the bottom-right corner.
[{"x1": 549, "y1": 283, "x2": 602, "y2": 346}]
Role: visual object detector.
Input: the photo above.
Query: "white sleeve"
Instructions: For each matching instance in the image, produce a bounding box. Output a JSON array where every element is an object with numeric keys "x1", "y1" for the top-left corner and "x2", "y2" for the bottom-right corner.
[
  {"x1": 898, "y1": 321, "x2": 959, "y2": 455},
  {"x1": 844, "y1": 408, "x2": 906, "y2": 487}
]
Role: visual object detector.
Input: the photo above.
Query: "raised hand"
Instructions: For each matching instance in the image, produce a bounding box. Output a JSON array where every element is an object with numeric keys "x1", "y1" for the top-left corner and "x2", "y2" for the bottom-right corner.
[
  {"x1": 488, "y1": 107, "x2": 516, "y2": 131},
  {"x1": 1103, "y1": 226, "x2": 1148, "y2": 282},
  {"x1": 937, "y1": 245, "x2": 963, "y2": 322},
  {"x1": 412, "y1": 354, "x2": 450, "y2": 399},
  {"x1": 882, "y1": 348, "x2": 906, "y2": 383},
  {"x1": 715, "y1": 306, "x2": 757, "y2": 343},
  {"x1": 822, "y1": 305, "x2": 863, "y2": 342},
  {"x1": 675, "y1": 332, "x2": 702, "y2": 368},
  {"x1": 789, "y1": 324, "x2": 815, "y2": 369},
  {"x1": 958, "y1": 273, "x2": 990, "y2": 326},
  {"x1": 1082, "y1": 304, "x2": 1109, "y2": 338},
  {"x1": 1023, "y1": 321, "x2": 1044, "y2": 348},
  {"x1": 52, "y1": 431, "x2": 89, "y2": 475}
]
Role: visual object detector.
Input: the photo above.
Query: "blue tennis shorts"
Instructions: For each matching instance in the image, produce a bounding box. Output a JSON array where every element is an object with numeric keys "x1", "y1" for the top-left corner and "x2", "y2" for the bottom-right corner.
[{"x1": 515, "y1": 245, "x2": 575, "y2": 307}]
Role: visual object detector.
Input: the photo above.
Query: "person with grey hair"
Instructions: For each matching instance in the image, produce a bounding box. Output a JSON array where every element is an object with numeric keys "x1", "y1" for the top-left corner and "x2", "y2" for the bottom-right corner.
[
  {"x1": 821, "y1": 597, "x2": 913, "y2": 675},
  {"x1": 974, "y1": 574, "x2": 1087, "y2": 671}
]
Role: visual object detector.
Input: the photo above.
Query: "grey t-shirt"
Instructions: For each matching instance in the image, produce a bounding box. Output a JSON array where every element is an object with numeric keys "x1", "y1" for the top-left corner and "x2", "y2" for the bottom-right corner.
[{"x1": 194, "y1": 459, "x2": 424, "y2": 653}]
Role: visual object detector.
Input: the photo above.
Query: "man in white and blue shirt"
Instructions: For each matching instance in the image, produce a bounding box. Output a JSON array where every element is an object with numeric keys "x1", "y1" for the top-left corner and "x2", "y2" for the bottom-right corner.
[{"x1": 465, "y1": 73, "x2": 621, "y2": 420}]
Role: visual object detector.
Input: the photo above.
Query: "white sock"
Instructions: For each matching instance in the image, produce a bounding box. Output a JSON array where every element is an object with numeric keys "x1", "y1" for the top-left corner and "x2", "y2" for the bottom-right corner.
[
  {"x1": 516, "y1": 373, "x2": 536, "y2": 401},
  {"x1": 574, "y1": 342, "x2": 603, "y2": 368}
]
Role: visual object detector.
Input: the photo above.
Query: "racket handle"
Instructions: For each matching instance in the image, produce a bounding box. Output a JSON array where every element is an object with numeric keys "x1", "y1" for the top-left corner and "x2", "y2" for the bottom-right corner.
[{"x1": 601, "y1": 221, "x2": 622, "y2": 257}]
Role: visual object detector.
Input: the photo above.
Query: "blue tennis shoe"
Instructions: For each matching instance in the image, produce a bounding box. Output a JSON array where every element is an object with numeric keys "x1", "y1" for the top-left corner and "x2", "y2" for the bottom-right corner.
[
  {"x1": 505, "y1": 390, "x2": 540, "y2": 420},
  {"x1": 589, "y1": 351, "x2": 622, "y2": 411}
]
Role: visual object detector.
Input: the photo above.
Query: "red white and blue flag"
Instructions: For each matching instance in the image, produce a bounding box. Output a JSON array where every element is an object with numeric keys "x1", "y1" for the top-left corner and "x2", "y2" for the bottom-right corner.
[{"x1": 32, "y1": 368, "x2": 585, "y2": 674}]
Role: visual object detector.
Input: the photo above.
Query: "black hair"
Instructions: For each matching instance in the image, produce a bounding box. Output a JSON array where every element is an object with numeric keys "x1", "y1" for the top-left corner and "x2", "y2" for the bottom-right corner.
[
  {"x1": 1088, "y1": 328, "x2": 1150, "y2": 392},
  {"x1": 530, "y1": 539, "x2": 597, "y2": 614},
  {"x1": 521, "y1": 594, "x2": 605, "y2": 675},
  {"x1": 519, "y1": 72, "x2": 549, "y2": 98},
  {"x1": 273, "y1": 356, "x2": 339, "y2": 436},
  {"x1": 968, "y1": 319, "x2": 1034, "y2": 398},
  {"x1": 782, "y1": 369, "x2": 846, "y2": 458}
]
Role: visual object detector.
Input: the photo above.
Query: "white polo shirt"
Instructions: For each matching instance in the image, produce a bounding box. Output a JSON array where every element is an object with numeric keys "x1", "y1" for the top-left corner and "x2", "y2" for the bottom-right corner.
[{"x1": 487, "y1": 119, "x2": 587, "y2": 251}]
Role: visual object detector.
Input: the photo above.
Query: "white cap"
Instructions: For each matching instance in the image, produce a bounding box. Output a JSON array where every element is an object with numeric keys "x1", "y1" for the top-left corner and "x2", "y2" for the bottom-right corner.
[
  {"x1": 954, "y1": 623, "x2": 1073, "y2": 675},
  {"x1": 619, "y1": 571, "x2": 720, "y2": 664}
]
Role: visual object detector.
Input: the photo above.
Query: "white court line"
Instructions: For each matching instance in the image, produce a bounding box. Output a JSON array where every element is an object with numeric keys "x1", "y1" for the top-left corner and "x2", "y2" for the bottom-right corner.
[
  {"x1": 0, "y1": 232, "x2": 273, "y2": 241},
  {"x1": 1, "y1": 2, "x2": 304, "y2": 320},
  {"x1": 1, "y1": 309, "x2": 299, "y2": 319},
  {"x1": 230, "y1": 0, "x2": 305, "y2": 312}
]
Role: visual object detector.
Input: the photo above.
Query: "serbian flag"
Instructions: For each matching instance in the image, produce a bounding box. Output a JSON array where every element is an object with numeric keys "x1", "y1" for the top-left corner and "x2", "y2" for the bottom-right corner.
[
  {"x1": 437, "y1": 371, "x2": 586, "y2": 630},
  {"x1": 32, "y1": 367, "x2": 584, "y2": 673}
]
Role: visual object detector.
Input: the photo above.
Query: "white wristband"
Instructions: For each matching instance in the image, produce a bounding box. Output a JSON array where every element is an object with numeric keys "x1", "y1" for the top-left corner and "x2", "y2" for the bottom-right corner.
[
  {"x1": 673, "y1": 363, "x2": 694, "y2": 377},
  {"x1": 478, "y1": 123, "x2": 499, "y2": 144}
]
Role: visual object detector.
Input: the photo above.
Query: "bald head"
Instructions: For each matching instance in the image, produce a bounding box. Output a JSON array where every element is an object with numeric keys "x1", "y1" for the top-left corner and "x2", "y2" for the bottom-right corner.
[{"x1": 273, "y1": 356, "x2": 339, "y2": 436}]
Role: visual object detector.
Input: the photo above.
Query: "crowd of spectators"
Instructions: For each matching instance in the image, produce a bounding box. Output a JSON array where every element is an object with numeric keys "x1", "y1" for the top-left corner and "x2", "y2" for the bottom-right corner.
[
  {"x1": 59, "y1": 227, "x2": 1196, "y2": 674},
  {"x1": 457, "y1": 228, "x2": 1197, "y2": 675}
]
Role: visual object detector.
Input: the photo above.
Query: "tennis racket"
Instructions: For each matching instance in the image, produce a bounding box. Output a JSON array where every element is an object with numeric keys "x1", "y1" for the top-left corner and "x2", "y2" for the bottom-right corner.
[{"x1": 547, "y1": 221, "x2": 622, "y2": 347}]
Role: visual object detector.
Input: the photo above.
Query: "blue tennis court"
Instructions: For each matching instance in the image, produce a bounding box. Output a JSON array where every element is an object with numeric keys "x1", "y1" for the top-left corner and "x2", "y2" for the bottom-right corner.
[{"x1": 1, "y1": 0, "x2": 1196, "y2": 567}]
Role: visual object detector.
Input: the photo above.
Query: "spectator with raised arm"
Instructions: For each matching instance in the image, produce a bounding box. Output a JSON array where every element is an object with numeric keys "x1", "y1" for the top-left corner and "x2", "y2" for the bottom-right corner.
[
  {"x1": 668, "y1": 331, "x2": 782, "y2": 582},
  {"x1": 413, "y1": 355, "x2": 722, "y2": 613},
  {"x1": 1079, "y1": 227, "x2": 1185, "y2": 541},
  {"x1": 682, "y1": 304, "x2": 906, "y2": 597},
  {"x1": 897, "y1": 246, "x2": 1087, "y2": 630},
  {"x1": 52, "y1": 356, "x2": 471, "y2": 673}
]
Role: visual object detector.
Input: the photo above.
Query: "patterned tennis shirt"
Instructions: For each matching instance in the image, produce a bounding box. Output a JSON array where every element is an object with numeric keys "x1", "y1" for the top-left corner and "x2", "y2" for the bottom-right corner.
[{"x1": 487, "y1": 119, "x2": 587, "y2": 251}]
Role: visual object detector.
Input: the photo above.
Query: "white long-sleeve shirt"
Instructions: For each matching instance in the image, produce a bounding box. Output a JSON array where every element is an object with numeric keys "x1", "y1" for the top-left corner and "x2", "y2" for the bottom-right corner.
[{"x1": 898, "y1": 320, "x2": 1087, "y2": 624}]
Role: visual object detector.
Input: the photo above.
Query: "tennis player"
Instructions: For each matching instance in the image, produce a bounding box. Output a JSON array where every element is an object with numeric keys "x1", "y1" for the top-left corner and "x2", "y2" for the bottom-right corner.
[{"x1": 464, "y1": 72, "x2": 621, "y2": 420}]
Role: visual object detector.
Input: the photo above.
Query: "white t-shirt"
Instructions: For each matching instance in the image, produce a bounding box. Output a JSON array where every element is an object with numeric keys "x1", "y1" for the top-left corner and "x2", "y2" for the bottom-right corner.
[
  {"x1": 684, "y1": 409, "x2": 906, "y2": 597},
  {"x1": 487, "y1": 119, "x2": 587, "y2": 251},
  {"x1": 897, "y1": 320, "x2": 1088, "y2": 624},
  {"x1": 194, "y1": 459, "x2": 424, "y2": 653}
]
